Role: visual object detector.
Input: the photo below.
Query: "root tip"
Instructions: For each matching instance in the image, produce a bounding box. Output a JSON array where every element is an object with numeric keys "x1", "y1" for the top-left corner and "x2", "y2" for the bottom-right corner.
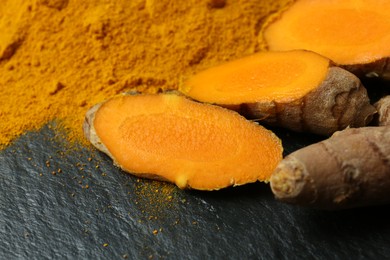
[{"x1": 270, "y1": 159, "x2": 307, "y2": 201}]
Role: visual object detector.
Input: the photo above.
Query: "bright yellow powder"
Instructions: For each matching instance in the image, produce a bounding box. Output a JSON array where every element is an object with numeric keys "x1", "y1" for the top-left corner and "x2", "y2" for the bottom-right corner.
[{"x1": 0, "y1": 0, "x2": 293, "y2": 149}]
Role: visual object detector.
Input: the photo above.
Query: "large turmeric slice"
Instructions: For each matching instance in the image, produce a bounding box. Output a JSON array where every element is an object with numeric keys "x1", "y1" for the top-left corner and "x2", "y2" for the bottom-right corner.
[
  {"x1": 83, "y1": 93, "x2": 283, "y2": 190},
  {"x1": 263, "y1": 0, "x2": 390, "y2": 79},
  {"x1": 180, "y1": 50, "x2": 375, "y2": 136}
]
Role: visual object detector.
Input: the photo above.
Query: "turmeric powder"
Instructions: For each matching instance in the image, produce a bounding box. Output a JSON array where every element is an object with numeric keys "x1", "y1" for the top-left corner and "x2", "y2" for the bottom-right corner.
[{"x1": 0, "y1": 0, "x2": 293, "y2": 149}]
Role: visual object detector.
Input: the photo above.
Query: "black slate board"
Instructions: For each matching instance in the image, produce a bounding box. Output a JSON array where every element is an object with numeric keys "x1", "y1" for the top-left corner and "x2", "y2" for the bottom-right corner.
[
  {"x1": 2, "y1": 122, "x2": 390, "y2": 260},
  {"x1": 2, "y1": 78, "x2": 390, "y2": 259}
]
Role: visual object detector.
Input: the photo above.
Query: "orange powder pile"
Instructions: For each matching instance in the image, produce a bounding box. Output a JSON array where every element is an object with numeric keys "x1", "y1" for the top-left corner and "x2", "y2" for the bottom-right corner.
[{"x1": 0, "y1": 0, "x2": 293, "y2": 149}]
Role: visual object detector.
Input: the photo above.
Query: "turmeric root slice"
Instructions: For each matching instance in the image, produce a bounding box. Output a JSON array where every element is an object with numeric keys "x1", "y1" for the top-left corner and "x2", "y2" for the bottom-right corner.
[
  {"x1": 263, "y1": 0, "x2": 390, "y2": 79},
  {"x1": 270, "y1": 126, "x2": 390, "y2": 210},
  {"x1": 180, "y1": 50, "x2": 375, "y2": 136},
  {"x1": 83, "y1": 93, "x2": 283, "y2": 190}
]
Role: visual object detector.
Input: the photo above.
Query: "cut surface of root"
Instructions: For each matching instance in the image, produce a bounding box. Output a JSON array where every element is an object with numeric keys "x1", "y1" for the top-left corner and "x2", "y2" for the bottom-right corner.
[
  {"x1": 263, "y1": 0, "x2": 390, "y2": 78},
  {"x1": 84, "y1": 93, "x2": 283, "y2": 190}
]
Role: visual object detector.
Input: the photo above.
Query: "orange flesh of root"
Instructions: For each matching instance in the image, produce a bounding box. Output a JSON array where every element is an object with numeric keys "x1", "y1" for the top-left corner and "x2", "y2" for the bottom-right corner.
[
  {"x1": 264, "y1": 0, "x2": 390, "y2": 65},
  {"x1": 93, "y1": 94, "x2": 283, "y2": 190},
  {"x1": 180, "y1": 50, "x2": 329, "y2": 105}
]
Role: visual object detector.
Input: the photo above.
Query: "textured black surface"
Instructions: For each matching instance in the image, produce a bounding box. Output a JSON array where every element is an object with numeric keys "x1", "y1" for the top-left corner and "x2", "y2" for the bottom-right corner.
[{"x1": 1, "y1": 123, "x2": 390, "y2": 260}]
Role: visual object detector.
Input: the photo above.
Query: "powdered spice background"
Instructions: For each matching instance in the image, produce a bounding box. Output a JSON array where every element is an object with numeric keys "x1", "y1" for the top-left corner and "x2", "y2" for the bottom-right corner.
[{"x1": 0, "y1": 0, "x2": 292, "y2": 149}]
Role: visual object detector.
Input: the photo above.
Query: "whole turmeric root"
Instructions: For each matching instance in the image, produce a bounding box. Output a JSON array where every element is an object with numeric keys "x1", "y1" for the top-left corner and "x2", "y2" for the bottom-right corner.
[{"x1": 270, "y1": 126, "x2": 390, "y2": 210}]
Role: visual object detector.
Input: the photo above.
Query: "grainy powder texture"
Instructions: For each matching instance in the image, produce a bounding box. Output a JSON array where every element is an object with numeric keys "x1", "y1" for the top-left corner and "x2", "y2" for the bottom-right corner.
[{"x1": 0, "y1": 0, "x2": 293, "y2": 148}]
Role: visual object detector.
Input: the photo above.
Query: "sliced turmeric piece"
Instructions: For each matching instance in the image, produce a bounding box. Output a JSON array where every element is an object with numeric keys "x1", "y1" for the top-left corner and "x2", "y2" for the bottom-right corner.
[
  {"x1": 263, "y1": 0, "x2": 390, "y2": 79},
  {"x1": 270, "y1": 126, "x2": 390, "y2": 210},
  {"x1": 180, "y1": 50, "x2": 375, "y2": 136},
  {"x1": 83, "y1": 93, "x2": 283, "y2": 190}
]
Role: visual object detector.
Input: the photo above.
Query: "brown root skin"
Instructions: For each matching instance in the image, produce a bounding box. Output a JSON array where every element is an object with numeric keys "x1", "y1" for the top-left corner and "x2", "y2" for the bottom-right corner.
[
  {"x1": 227, "y1": 67, "x2": 376, "y2": 136},
  {"x1": 270, "y1": 126, "x2": 390, "y2": 210},
  {"x1": 341, "y1": 57, "x2": 390, "y2": 80},
  {"x1": 373, "y1": 96, "x2": 390, "y2": 126},
  {"x1": 83, "y1": 103, "x2": 112, "y2": 158}
]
